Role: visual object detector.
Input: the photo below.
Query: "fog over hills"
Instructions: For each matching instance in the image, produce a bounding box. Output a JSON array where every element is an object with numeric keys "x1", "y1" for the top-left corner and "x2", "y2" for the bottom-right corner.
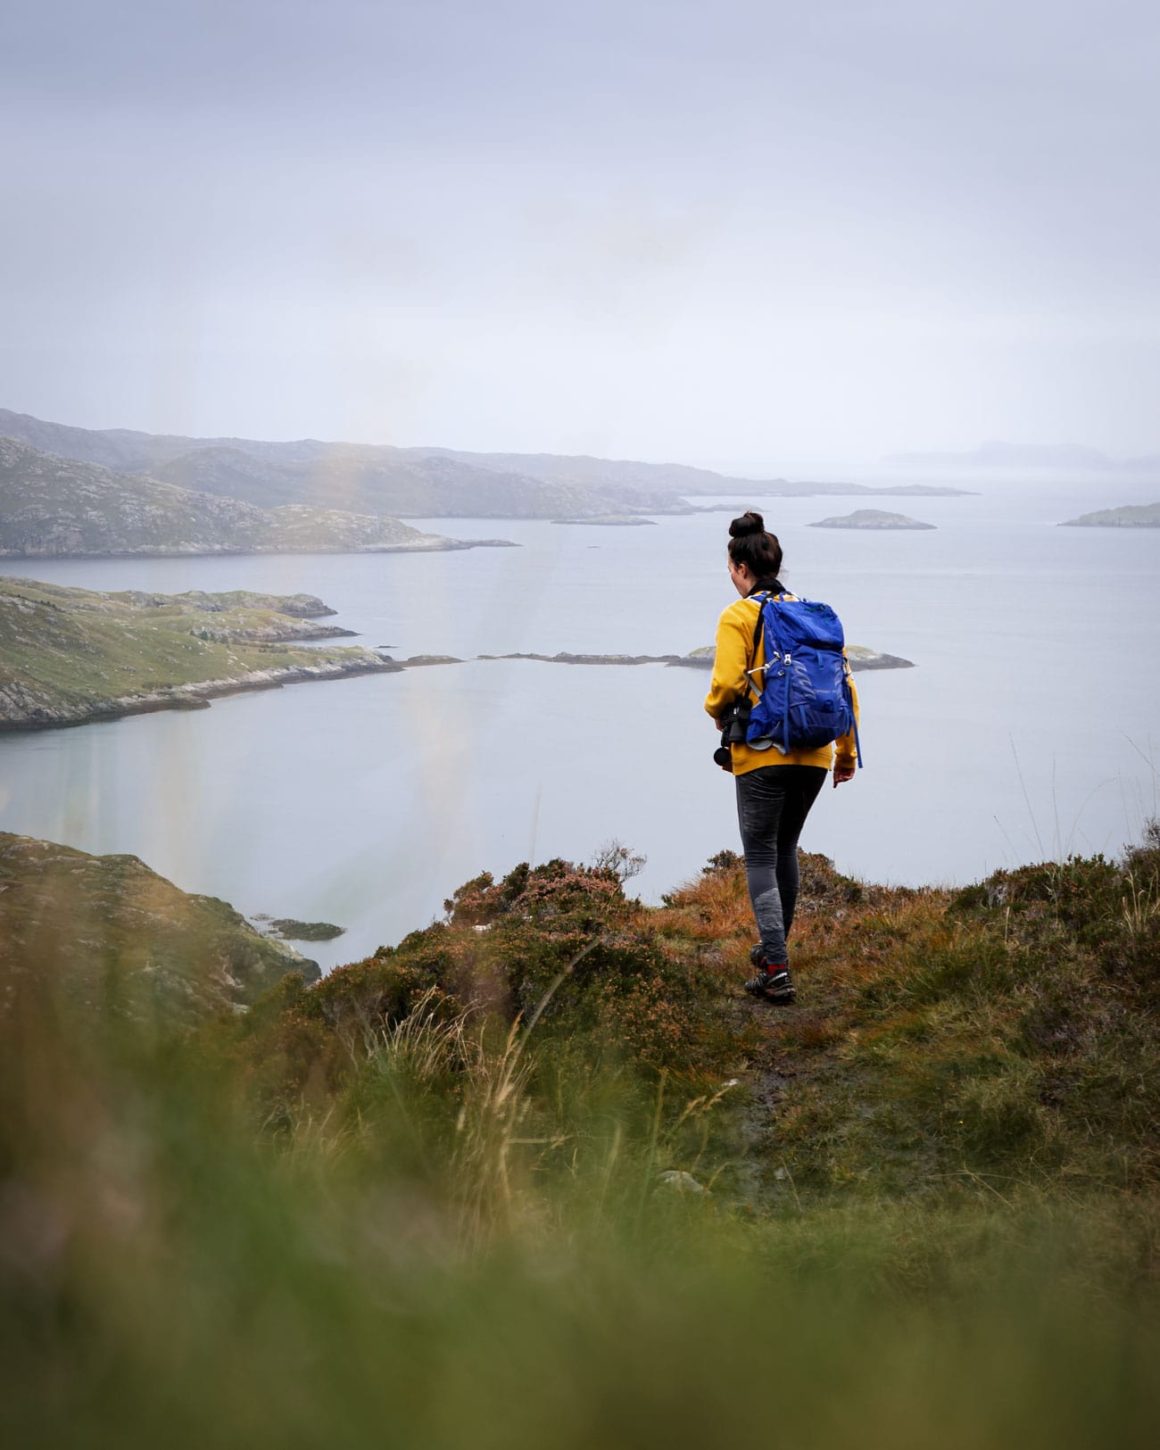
[
  {"x1": 884, "y1": 441, "x2": 1160, "y2": 477},
  {"x1": 0, "y1": 438, "x2": 508, "y2": 557},
  {"x1": 0, "y1": 408, "x2": 972, "y2": 517},
  {"x1": 0, "y1": 408, "x2": 690, "y2": 518},
  {"x1": 148, "y1": 444, "x2": 619, "y2": 518}
]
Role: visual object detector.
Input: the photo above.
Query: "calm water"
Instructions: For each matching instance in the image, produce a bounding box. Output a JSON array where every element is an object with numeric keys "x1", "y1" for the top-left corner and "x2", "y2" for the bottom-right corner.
[{"x1": 2, "y1": 483, "x2": 1158, "y2": 970}]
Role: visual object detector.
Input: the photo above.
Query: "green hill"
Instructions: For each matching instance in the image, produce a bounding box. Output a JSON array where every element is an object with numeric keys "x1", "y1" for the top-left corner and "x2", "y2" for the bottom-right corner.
[
  {"x1": 233, "y1": 839, "x2": 1159, "y2": 1207},
  {"x1": 0, "y1": 576, "x2": 395, "y2": 728},
  {"x1": 0, "y1": 833, "x2": 319, "y2": 1027}
]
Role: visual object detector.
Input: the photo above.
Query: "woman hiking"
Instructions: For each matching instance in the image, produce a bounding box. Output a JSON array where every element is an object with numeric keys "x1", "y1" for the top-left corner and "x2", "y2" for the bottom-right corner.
[{"x1": 705, "y1": 512, "x2": 859, "y2": 1004}]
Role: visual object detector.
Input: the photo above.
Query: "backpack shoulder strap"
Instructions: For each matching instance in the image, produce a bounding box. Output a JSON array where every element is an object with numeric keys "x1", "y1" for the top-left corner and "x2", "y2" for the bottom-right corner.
[
  {"x1": 749, "y1": 592, "x2": 767, "y2": 653},
  {"x1": 745, "y1": 591, "x2": 774, "y2": 702}
]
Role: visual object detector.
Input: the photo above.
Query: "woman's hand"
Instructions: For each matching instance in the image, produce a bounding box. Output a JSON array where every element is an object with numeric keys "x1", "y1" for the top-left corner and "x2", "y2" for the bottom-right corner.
[{"x1": 832, "y1": 764, "x2": 856, "y2": 787}]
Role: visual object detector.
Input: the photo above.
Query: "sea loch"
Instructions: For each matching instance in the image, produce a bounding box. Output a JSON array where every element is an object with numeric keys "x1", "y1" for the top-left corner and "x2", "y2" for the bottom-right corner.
[{"x1": 1, "y1": 483, "x2": 1156, "y2": 969}]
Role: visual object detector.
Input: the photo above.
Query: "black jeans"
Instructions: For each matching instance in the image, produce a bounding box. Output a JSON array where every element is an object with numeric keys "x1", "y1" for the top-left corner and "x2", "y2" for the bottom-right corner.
[{"x1": 735, "y1": 765, "x2": 826, "y2": 965}]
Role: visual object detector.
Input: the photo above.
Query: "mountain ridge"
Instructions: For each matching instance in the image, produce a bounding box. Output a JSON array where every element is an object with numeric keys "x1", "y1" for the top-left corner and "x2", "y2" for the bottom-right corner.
[
  {"x1": 0, "y1": 407, "x2": 974, "y2": 515},
  {"x1": 0, "y1": 436, "x2": 513, "y2": 556}
]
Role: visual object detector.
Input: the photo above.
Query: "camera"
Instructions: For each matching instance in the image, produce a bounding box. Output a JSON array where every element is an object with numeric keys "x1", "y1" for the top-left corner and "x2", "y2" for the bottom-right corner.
[
  {"x1": 713, "y1": 700, "x2": 752, "y2": 770},
  {"x1": 713, "y1": 699, "x2": 774, "y2": 770}
]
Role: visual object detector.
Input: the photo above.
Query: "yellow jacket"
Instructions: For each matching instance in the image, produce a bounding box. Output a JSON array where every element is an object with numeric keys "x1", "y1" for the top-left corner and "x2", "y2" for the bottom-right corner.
[{"x1": 704, "y1": 591, "x2": 860, "y2": 776}]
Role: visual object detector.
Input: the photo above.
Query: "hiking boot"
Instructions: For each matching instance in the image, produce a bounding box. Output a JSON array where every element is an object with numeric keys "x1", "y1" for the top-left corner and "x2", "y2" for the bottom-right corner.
[{"x1": 744, "y1": 962, "x2": 795, "y2": 1004}]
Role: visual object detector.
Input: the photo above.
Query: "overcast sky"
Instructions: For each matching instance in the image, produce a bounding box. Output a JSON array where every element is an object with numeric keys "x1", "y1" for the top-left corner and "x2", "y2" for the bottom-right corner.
[{"x1": 1, "y1": 0, "x2": 1157, "y2": 471}]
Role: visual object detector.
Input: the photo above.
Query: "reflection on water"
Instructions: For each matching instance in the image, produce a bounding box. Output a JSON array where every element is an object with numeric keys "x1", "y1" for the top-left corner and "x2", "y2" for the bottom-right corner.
[{"x1": 2, "y1": 487, "x2": 1158, "y2": 970}]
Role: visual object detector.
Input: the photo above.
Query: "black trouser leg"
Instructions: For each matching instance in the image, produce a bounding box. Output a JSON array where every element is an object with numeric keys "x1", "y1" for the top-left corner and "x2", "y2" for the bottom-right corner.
[{"x1": 735, "y1": 766, "x2": 826, "y2": 963}]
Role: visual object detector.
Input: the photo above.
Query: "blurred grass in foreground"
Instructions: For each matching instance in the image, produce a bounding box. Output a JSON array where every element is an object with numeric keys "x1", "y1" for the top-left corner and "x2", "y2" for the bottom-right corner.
[
  {"x1": 3, "y1": 834, "x2": 1159, "y2": 1447},
  {"x1": 2, "y1": 982, "x2": 1158, "y2": 1449}
]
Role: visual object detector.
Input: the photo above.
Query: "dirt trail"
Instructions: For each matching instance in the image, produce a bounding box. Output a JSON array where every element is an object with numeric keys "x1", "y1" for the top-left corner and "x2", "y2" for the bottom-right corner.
[{"x1": 718, "y1": 938, "x2": 860, "y2": 1207}]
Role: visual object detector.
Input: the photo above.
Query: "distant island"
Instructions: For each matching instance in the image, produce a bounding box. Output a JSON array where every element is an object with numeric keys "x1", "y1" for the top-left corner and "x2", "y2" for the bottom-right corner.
[
  {"x1": 846, "y1": 483, "x2": 967, "y2": 497},
  {"x1": 0, "y1": 578, "x2": 397, "y2": 730},
  {"x1": 551, "y1": 515, "x2": 658, "y2": 526},
  {"x1": 809, "y1": 509, "x2": 936, "y2": 531},
  {"x1": 0, "y1": 437, "x2": 515, "y2": 558},
  {"x1": 254, "y1": 916, "x2": 346, "y2": 943},
  {"x1": 666, "y1": 643, "x2": 913, "y2": 672},
  {"x1": 1060, "y1": 502, "x2": 1160, "y2": 528},
  {"x1": 414, "y1": 646, "x2": 914, "y2": 671},
  {"x1": 1, "y1": 406, "x2": 974, "y2": 520}
]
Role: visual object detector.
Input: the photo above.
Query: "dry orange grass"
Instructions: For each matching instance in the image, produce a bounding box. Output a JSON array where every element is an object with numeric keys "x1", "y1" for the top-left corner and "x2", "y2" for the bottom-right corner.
[{"x1": 646, "y1": 865, "x2": 755, "y2": 984}]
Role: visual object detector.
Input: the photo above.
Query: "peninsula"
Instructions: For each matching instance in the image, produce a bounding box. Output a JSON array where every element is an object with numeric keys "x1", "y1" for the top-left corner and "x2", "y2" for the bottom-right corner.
[{"x1": 0, "y1": 578, "x2": 398, "y2": 730}]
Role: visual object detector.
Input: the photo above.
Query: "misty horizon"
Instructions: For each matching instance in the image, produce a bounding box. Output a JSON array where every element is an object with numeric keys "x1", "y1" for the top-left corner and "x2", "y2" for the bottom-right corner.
[
  {"x1": 2, "y1": 402, "x2": 1158, "y2": 491},
  {"x1": 2, "y1": 1, "x2": 1158, "y2": 470}
]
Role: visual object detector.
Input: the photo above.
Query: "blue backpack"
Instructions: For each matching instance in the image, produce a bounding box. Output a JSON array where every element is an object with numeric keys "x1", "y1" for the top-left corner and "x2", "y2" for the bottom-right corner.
[{"x1": 745, "y1": 591, "x2": 862, "y2": 764}]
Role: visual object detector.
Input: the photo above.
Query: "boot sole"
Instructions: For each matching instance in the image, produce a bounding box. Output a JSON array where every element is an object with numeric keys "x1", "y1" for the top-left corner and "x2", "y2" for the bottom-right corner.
[{"x1": 743, "y1": 983, "x2": 796, "y2": 1004}]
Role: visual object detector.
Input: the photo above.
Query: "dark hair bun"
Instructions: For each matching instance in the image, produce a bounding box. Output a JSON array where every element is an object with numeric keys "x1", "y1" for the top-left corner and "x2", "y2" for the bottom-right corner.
[{"x1": 729, "y1": 511, "x2": 765, "y2": 538}]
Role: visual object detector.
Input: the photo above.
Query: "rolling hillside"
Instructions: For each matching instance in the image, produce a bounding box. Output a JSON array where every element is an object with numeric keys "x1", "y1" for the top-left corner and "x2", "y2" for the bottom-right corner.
[
  {"x1": 0, "y1": 437, "x2": 507, "y2": 555},
  {"x1": 0, "y1": 408, "x2": 972, "y2": 516}
]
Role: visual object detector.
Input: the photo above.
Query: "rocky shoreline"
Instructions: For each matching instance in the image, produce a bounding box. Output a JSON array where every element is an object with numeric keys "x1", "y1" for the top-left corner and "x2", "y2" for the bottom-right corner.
[
  {"x1": 0, "y1": 576, "x2": 914, "y2": 734},
  {"x1": 0, "y1": 536, "x2": 519, "y2": 559},
  {"x1": 1, "y1": 640, "x2": 912, "y2": 733},
  {"x1": 0, "y1": 577, "x2": 404, "y2": 733},
  {"x1": 396, "y1": 646, "x2": 914, "y2": 671},
  {"x1": 551, "y1": 515, "x2": 659, "y2": 526},
  {"x1": 0, "y1": 654, "x2": 400, "y2": 732}
]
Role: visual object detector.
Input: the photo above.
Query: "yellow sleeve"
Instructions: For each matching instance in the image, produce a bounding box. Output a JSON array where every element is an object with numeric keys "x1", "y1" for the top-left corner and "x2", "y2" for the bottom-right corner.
[
  {"x1": 704, "y1": 604, "x2": 754, "y2": 721},
  {"x1": 834, "y1": 665, "x2": 861, "y2": 769}
]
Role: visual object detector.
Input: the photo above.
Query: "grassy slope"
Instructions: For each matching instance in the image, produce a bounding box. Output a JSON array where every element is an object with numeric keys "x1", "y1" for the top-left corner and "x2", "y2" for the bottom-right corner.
[
  {"x1": 0, "y1": 577, "x2": 388, "y2": 722},
  {"x1": 656, "y1": 851, "x2": 1158, "y2": 1203},
  {"x1": 0, "y1": 833, "x2": 319, "y2": 1025},
  {"x1": 238, "y1": 839, "x2": 1159, "y2": 1212},
  {"x1": 1, "y1": 837, "x2": 1157, "y2": 1446}
]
